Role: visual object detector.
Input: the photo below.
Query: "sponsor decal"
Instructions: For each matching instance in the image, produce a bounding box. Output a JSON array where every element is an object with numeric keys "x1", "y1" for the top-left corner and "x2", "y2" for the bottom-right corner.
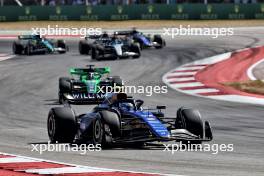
[{"x1": 72, "y1": 93, "x2": 105, "y2": 99}]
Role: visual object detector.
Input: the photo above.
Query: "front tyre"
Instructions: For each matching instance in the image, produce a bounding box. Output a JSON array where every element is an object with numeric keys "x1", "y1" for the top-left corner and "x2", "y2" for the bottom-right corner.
[
  {"x1": 58, "y1": 77, "x2": 71, "y2": 104},
  {"x1": 47, "y1": 107, "x2": 77, "y2": 143},
  {"x1": 153, "y1": 35, "x2": 165, "y2": 49}
]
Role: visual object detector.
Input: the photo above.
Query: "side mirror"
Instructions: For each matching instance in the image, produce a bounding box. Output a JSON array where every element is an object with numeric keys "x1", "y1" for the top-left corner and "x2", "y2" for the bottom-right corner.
[
  {"x1": 135, "y1": 99, "x2": 144, "y2": 110},
  {"x1": 157, "y1": 106, "x2": 166, "y2": 110}
]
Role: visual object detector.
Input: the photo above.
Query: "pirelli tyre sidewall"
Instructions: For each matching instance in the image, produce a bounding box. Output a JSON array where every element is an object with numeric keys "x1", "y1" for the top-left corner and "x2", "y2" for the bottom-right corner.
[
  {"x1": 47, "y1": 107, "x2": 77, "y2": 143},
  {"x1": 153, "y1": 35, "x2": 165, "y2": 49},
  {"x1": 79, "y1": 41, "x2": 90, "y2": 55},
  {"x1": 175, "y1": 107, "x2": 204, "y2": 144},
  {"x1": 12, "y1": 42, "x2": 23, "y2": 55},
  {"x1": 58, "y1": 77, "x2": 71, "y2": 104}
]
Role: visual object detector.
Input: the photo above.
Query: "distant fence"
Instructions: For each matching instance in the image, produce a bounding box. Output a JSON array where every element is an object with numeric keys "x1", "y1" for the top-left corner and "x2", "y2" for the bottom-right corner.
[{"x1": 0, "y1": 4, "x2": 264, "y2": 21}]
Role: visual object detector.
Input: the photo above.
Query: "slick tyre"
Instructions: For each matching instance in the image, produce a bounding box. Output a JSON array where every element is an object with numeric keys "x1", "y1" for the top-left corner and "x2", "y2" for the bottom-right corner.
[
  {"x1": 131, "y1": 44, "x2": 141, "y2": 59},
  {"x1": 99, "y1": 110, "x2": 120, "y2": 137},
  {"x1": 91, "y1": 48, "x2": 99, "y2": 60},
  {"x1": 79, "y1": 41, "x2": 90, "y2": 55},
  {"x1": 175, "y1": 107, "x2": 204, "y2": 144},
  {"x1": 91, "y1": 118, "x2": 104, "y2": 145},
  {"x1": 25, "y1": 44, "x2": 33, "y2": 55},
  {"x1": 153, "y1": 35, "x2": 165, "y2": 49},
  {"x1": 58, "y1": 77, "x2": 71, "y2": 104},
  {"x1": 57, "y1": 40, "x2": 67, "y2": 54},
  {"x1": 12, "y1": 42, "x2": 22, "y2": 55},
  {"x1": 47, "y1": 107, "x2": 77, "y2": 143}
]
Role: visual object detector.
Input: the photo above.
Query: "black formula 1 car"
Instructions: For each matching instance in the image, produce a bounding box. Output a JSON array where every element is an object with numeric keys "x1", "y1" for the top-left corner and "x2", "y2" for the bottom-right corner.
[
  {"x1": 114, "y1": 29, "x2": 166, "y2": 50},
  {"x1": 79, "y1": 34, "x2": 141, "y2": 60},
  {"x1": 47, "y1": 93, "x2": 213, "y2": 147},
  {"x1": 13, "y1": 35, "x2": 67, "y2": 55},
  {"x1": 58, "y1": 65, "x2": 123, "y2": 104}
]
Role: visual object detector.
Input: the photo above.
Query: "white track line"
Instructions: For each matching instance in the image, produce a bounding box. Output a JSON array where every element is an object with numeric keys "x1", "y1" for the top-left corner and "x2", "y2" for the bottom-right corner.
[
  {"x1": 170, "y1": 82, "x2": 204, "y2": 88},
  {"x1": 183, "y1": 88, "x2": 220, "y2": 94},
  {"x1": 0, "y1": 54, "x2": 15, "y2": 61},
  {"x1": 247, "y1": 58, "x2": 264, "y2": 80},
  {"x1": 0, "y1": 157, "x2": 38, "y2": 163},
  {"x1": 209, "y1": 95, "x2": 264, "y2": 105},
  {"x1": 168, "y1": 72, "x2": 197, "y2": 76},
  {"x1": 167, "y1": 77, "x2": 195, "y2": 81},
  {"x1": 0, "y1": 152, "x2": 185, "y2": 176},
  {"x1": 25, "y1": 166, "x2": 114, "y2": 174},
  {"x1": 176, "y1": 66, "x2": 206, "y2": 71}
]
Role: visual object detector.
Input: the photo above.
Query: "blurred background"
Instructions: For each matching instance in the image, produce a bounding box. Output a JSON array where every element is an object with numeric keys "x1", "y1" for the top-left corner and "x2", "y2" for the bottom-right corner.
[{"x1": 0, "y1": 0, "x2": 263, "y2": 6}]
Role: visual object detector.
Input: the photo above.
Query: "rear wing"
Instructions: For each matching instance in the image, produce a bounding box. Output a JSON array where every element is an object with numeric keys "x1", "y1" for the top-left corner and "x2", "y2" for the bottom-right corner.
[
  {"x1": 18, "y1": 35, "x2": 35, "y2": 40},
  {"x1": 69, "y1": 67, "x2": 110, "y2": 75}
]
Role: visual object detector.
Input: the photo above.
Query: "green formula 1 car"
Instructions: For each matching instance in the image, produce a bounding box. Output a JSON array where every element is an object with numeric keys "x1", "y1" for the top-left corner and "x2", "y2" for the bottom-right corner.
[{"x1": 58, "y1": 65, "x2": 123, "y2": 104}]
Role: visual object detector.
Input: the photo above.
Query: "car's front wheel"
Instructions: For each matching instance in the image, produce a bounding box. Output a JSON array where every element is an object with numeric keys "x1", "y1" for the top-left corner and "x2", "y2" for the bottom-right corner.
[{"x1": 47, "y1": 107, "x2": 77, "y2": 143}]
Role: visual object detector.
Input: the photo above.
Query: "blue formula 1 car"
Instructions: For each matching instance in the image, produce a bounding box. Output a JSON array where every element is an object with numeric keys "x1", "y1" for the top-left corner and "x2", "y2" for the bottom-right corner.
[
  {"x1": 13, "y1": 35, "x2": 67, "y2": 55},
  {"x1": 79, "y1": 34, "x2": 141, "y2": 60},
  {"x1": 47, "y1": 93, "x2": 213, "y2": 147},
  {"x1": 114, "y1": 29, "x2": 166, "y2": 50}
]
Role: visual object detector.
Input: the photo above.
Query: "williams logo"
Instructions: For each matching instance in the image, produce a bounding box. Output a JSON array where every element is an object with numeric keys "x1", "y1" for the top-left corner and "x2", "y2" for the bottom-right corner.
[
  {"x1": 72, "y1": 93, "x2": 104, "y2": 99},
  {"x1": 25, "y1": 7, "x2": 30, "y2": 15},
  {"x1": 117, "y1": 6, "x2": 123, "y2": 14},
  {"x1": 86, "y1": 7, "x2": 92, "y2": 14}
]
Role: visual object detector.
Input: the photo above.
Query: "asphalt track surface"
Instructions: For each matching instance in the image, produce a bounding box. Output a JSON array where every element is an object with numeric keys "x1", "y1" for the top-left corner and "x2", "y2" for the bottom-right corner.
[{"x1": 0, "y1": 28, "x2": 264, "y2": 176}]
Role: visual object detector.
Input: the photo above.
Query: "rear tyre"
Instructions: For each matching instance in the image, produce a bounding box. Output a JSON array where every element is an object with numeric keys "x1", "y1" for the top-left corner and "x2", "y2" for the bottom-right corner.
[
  {"x1": 91, "y1": 118, "x2": 104, "y2": 145},
  {"x1": 25, "y1": 44, "x2": 33, "y2": 55},
  {"x1": 12, "y1": 42, "x2": 22, "y2": 55},
  {"x1": 99, "y1": 110, "x2": 120, "y2": 137},
  {"x1": 47, "y1": 107, "x2": 77, "y2": 143},
  {"x1": 79, "y1": 41, "x2": 90, "y2": 55},
  {"x1": 91, "y1": 48, "x2": 99, "y2": 60}
]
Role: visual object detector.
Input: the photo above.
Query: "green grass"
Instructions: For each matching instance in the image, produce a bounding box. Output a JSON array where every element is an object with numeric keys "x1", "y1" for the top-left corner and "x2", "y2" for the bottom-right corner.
[{"x1": 225, "y1": 80, "x2": 264, "y2": 95}]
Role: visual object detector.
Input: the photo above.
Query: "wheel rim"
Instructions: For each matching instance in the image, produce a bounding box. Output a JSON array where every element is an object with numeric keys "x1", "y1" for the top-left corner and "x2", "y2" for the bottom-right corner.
[
  {"x1": 48, "y1": 114, "x2": 55, "y2": 140},
  {"x1": 94, "y1": 120, "x2": 101, "y2": 142}
]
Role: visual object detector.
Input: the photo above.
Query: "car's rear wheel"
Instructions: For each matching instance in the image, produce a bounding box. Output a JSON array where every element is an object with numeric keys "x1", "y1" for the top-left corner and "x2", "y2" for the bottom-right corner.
[
  {"x1": 25, "y1": 44, "x2": 33, "y2": 55},
  {"x1": 12, "y1": 42, "x2": 22, "y2": 55},
  {"x1": 91, "y1": 118, "x2": 104, "y2": 145},
  {"x1": 47, "y1": 107, "x2": 77, "y2": 143},
  {"x1": 79, "y1": 41, "x2": 90, "y2": 55},
  {"x1": 91, "y1": 48, "x2": 99, "y2": 60}
]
